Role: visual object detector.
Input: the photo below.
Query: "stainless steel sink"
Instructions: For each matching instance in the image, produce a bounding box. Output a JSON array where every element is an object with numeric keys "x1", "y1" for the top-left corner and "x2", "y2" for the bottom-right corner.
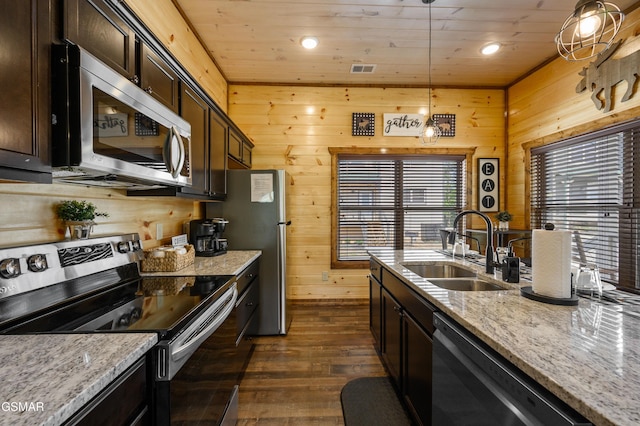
[
  {"x1": 401, "y1": 263, "x2": 477, "y2": 278},
  {"x1": 427, "y1": 278, "x2": 505, "y2": 291}
]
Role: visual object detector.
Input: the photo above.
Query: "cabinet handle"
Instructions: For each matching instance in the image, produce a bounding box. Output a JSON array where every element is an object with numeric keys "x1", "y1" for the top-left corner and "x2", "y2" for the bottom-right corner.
[
  {"x1": 129, "y1": 75, "x2": 139, "y2": 84},
  {"x1": 144, "y1": 86, "x2": 153, "y2": 94},
  {"x1": 246, "y1": 302, "x2": 254, "y2": 307}
]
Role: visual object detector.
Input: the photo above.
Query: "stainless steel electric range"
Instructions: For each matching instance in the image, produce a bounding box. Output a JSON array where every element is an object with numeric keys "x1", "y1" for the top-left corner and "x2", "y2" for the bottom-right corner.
[{"x1": 0, "y1": 234, "x2": 240, "y2": 425}]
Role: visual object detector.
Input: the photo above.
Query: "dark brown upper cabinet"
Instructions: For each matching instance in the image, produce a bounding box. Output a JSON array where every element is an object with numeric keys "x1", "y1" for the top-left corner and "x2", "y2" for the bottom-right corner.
[
  {"x1": 63, "y1": 0, "x2": 137, "y2": 82},
  {"x1": 228, "y1": 128, "x2": 253, "y2": 169},
  {"x1": 0, "y1": 0, "x2": 52, "y2": 183},
  {"x1": 64, "y1": 0, "x2": 179, "y2": 113},
  {"x1": 139, "y1": 42, "x2": 180, "y2": 113}
]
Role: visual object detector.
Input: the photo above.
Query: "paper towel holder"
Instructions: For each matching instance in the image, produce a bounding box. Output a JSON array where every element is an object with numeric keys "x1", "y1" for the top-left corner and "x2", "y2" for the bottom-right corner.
[{"x1": 520, "y1": 286, "x2": 579, "y2": 305}]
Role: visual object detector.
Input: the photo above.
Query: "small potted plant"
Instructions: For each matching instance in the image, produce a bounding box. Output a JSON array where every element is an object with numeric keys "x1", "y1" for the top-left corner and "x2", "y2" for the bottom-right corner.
[
  {"x1": 55, "y1": 200, "x2": 109, "y2": 239},
  {"x1": 495, "y1": 211, "x2": 512, "y2": 231}
]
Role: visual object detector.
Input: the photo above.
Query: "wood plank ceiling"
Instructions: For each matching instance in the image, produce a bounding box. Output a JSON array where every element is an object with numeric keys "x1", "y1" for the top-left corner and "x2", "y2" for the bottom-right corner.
[{"x1": 174, "y1": 0, "x2": 639, "y2": 87}]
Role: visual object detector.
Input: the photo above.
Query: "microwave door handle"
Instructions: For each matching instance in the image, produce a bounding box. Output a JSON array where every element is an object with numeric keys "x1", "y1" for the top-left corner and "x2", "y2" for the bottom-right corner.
[
  {"x1": 163, "y1": 126, "x2": 184, "y2": 179},
  {"x1": 175, "y1": 132, "x2": 186, "y2": 178}
]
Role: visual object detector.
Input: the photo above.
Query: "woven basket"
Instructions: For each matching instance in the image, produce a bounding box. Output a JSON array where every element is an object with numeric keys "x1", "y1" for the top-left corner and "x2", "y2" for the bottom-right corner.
[{"x1": 140, "y1": 244, "x2": 195, "y2": 272}]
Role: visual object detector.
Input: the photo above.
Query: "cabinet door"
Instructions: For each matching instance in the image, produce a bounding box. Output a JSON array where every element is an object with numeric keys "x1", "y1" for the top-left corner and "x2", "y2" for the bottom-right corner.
[
  {"x1": 381, "y1": 288, "x2": 402, "y2": 388},
  {"x1": 63, "y1": 0, "x2": 136, "y2": 81},
  {"x1": 369, "y1": 276, "x2": 382, "y2": 352},
  {"x1": 0, "y1": 0, "x2": 51, "y2": 183},
  {"x1": 209, "y1": 110, "x2": 228, "y2": 198},
  {"x1": 403, "y1": 313, "x2": 432, "y2": 426},
  {"x1": 180, "y1": 85, "x2": 208, "y2": 196},
  {"x1": 242, "y1": 143, "x2": 252, "y2": 168},
  {"x1": 139, "y1": 42, "x2": 179, "y2": 113},
  {"x1": 228, "y1": 129, "x2": 243, "y2": 162}
]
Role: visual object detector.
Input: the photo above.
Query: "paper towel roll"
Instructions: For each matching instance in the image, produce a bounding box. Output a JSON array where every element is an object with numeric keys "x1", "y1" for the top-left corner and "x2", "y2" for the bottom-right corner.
[{"x1": 531, "y1": 229, "x2": 572, "y2": 299}]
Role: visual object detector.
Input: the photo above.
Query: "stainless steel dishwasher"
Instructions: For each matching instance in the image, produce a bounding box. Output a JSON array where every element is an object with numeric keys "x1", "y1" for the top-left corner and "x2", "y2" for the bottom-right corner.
[{"x1": 432, "y1": 313, "x2": 591, "y2": 426}]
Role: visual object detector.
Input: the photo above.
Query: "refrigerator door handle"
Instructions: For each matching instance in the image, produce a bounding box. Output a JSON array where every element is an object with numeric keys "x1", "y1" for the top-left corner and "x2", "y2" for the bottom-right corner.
[{"x1": 278, "y1": 221, "x2": 292, "y2": 226}]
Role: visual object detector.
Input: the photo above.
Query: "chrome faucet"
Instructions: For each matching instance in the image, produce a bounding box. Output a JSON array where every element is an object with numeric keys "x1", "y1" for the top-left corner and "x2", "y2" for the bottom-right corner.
[{"x1": 448, "y1": 210, "x2": 497, "y2": 274}]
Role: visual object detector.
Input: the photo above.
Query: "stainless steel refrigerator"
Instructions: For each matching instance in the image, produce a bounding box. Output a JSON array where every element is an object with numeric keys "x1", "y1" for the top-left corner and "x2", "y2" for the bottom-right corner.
[{"x1": 207, "y1": 169, "x2": 292, "y2": 335}]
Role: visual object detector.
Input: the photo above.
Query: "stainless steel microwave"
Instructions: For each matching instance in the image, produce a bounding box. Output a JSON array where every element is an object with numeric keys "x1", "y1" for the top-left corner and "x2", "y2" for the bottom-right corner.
[{"x1": 51, "y1": 44, "x2": 191, "y2": 189}]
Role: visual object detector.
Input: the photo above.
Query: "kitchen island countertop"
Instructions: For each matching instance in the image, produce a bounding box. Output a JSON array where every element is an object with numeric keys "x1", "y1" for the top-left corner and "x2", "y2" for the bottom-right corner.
[
  {"x1": 0, "y1": 333, "x2": 157, "y2": 426},
  {"x1": 140, "y1": 250, "x2": 261, "y2": 277},
  {"x1": 369, "y1": 248, "x2": 640, "y2": 426}
]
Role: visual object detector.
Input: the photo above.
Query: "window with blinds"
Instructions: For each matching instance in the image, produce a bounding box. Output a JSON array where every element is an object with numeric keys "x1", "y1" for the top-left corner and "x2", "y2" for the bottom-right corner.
[
  {"x1": 530, "y1": 122, "x2": 640, "y2": 290},
  {"x1": 336, "y1": 154, "x2": 466, "y2": 263}
]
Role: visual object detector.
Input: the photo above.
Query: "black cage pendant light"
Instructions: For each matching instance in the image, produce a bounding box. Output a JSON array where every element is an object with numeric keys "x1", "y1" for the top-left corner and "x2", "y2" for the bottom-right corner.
[
  {"x1": 421, "y1": 0, "x2": 441, "y2": 145},
  {"x1": 555, "y1": 0, "x2": 625, "y2": 61}
]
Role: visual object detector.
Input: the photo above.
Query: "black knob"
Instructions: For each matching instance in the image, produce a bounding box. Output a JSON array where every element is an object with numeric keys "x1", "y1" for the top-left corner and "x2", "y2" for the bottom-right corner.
[
  {"x1": 118, "y1": 314, "x2": 131, "y2": 327},
  {"x1": 0, "y1": 258, "x2": 21, "y2": 278},
  {"x1": 27, "y1": 254, "x2": 47, "y2": 272}
]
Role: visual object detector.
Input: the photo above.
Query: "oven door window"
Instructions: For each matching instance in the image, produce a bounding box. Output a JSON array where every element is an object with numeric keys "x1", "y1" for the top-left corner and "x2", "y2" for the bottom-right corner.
[{"x1": 93, "y1": 88, "x2": 189, "y2": 179}]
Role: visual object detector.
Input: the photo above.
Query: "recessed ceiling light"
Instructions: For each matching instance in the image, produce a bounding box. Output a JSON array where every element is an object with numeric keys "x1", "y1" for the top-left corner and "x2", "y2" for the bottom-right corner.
[
  {"x1": 481, "y1": 42, "x2": 501, "y2": 55},
  {"x1": 301, "y1": 36, "x2": 318, "y2": 49}
]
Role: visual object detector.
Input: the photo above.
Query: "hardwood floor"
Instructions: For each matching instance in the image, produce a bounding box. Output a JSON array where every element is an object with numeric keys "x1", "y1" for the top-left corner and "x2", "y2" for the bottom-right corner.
[{"x1": 237, "y1": 300, "x2": 387, "y2": 425}]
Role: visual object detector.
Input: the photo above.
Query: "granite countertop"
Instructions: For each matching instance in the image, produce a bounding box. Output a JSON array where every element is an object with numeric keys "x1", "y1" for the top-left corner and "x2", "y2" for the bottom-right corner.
[
  {"x1": 0, "y1": 333, "x2": 157, "y2": 426},
  {"x1": 368, "y1": 248, "x2": 640, "y2": 426},
  {"x1": 140, "y1": 250, "x2": 261, "y2": 277}
]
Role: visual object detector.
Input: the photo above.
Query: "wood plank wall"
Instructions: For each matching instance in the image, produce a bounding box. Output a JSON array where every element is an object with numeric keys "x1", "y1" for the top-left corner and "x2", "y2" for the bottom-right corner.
[
  {"x1": 229, "y1": 86, "x2": 506, "y2": 299},
  {"x1": 507, "y1": 7, "x2": 640, "y2": 230},
  {"x1": 0, "y1": 183, "x2": 200, "y2": 248}
]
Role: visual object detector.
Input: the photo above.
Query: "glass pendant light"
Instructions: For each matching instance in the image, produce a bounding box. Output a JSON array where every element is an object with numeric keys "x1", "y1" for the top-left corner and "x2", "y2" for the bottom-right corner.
[{"x1": 421, "y1": 0, "x2": 441, "y2": 145}]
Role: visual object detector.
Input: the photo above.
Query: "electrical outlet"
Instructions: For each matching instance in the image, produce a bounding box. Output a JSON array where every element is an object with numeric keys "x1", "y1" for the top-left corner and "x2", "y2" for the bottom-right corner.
[
  {"x1": 322, "y1": 271, "x2": 329, "y2": 281},
  {"x1": 156, "y1": 223, "x2": 163, "y2": 239}
]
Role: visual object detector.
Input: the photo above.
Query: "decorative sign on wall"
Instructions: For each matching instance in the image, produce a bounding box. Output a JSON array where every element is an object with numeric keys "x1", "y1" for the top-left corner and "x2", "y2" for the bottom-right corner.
[
  {"x1": 94, "y1": 112, "x2": 128, "y2": 137},
  {"x1": 383, "y1": 113, "x2": 424, "y2": 136},
  {"x1": 575, "y1": 39, "x2": 640, "y2": 113},
  {"x1": 352, "y1": 113, "x2": 375, "y2": 136},
  {"x1": 433, "y1": 114, "x2": 456, "y2": 137},
  {"x1": 478, "y1": 158, "x2": 499, "y2": 213}
]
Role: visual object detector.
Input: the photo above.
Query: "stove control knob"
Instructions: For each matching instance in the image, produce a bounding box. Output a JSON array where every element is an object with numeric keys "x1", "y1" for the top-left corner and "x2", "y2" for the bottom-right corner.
[
  {"x1": 27, "y1": 254, "x2": 47, "y2": 272},
  {"x1": 117, "y1": 242, "x2": 131, "y2": 253},
  {"x1": 131, "y1": 240, "x2": 142, "y2": 251},
  {"x1": 0, "y1": 258, "x2": 21, "y2": 278}
]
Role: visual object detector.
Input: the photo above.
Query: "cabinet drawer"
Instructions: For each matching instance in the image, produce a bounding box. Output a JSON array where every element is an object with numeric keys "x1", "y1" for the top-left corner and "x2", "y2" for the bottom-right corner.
[
  {"x1": 236, "y1": 280, "x2": 259, "y2": 335},
  {"x1": 369, "y1": 258, "x2": 382, "y2": 283},
  {"x1": 382, "y1": 268, "x2": 435, "y2": 336},
  {"x1": 237, "y1": 259, "x2": 259, "y2": 296}
]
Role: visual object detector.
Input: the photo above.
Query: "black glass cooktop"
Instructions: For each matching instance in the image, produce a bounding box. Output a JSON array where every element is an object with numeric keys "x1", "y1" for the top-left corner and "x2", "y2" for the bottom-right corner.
[{"x1": 0, "y1": 264, "x2": 233, "y2": 339}]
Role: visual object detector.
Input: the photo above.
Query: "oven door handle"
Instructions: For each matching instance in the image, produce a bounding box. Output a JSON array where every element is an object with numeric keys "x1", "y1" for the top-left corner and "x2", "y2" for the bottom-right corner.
[{"x1": 171, "y1": 284, "x2": 237, "y2": 363}]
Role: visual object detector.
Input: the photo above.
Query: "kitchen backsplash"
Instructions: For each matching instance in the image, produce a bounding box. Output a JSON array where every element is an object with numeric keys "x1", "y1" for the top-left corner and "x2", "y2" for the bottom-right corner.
[{"x1": 0, "y1": 183, "x2": 202, "y2": 248}]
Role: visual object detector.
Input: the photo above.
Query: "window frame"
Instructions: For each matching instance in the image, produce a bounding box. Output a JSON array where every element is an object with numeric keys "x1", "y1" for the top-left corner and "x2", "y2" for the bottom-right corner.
[
  {"x1": 527, "y1": 119, "x2": 640, "y2": 291},
  {"x1": 329, "y1": 147, "x2": 475, "y2": 269}
]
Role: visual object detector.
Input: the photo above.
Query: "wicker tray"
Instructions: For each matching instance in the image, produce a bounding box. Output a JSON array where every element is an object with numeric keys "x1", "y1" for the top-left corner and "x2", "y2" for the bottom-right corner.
[
  {"x1": 140, "y1": 276, "x2": 195, "y2": 295},
  {"x1": 140, "y1": 244, "x2": 195, "y2": 272}
]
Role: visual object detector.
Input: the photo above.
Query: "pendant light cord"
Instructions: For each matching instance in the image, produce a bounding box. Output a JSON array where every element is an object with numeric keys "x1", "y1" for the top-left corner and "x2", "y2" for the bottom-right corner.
[{"x1": 428, "y1": 0, "x2": 432, "y2": 114}]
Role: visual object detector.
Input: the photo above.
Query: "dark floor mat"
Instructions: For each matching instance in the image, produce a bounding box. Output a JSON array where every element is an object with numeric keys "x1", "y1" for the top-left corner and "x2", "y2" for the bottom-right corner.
[{"x1": 340, "y1": 376, "x2": 414, "y2": 426}]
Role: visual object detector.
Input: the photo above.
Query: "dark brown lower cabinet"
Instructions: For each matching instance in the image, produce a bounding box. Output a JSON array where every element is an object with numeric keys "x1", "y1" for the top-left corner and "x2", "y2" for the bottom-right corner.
[
  {"x1": 370, "y1": 260, "x2": 435, "y2": 426},
  {"x1": 64, "y1": 357, "x2": 149, "y2": 425}
]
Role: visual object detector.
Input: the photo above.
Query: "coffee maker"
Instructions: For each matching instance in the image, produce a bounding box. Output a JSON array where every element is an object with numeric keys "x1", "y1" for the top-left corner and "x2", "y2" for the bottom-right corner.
[{"x1": 189, "y1": 218, "x2": 229, "y2": 257}]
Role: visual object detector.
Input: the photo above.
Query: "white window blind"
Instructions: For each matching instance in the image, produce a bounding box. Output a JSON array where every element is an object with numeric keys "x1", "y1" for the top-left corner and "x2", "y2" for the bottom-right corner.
[
  {"x1": 531, "y1": 122, "x2": 640, "y2": 290},
  {"x1": 337, "y1": 155, "x2": 466, "y2": 261}
]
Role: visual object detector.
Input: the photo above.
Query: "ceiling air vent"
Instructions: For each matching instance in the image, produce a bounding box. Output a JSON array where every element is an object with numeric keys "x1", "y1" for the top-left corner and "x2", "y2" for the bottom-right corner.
[{"x1": 350, "y1": 64, "x2": 377, "y2": 74}]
